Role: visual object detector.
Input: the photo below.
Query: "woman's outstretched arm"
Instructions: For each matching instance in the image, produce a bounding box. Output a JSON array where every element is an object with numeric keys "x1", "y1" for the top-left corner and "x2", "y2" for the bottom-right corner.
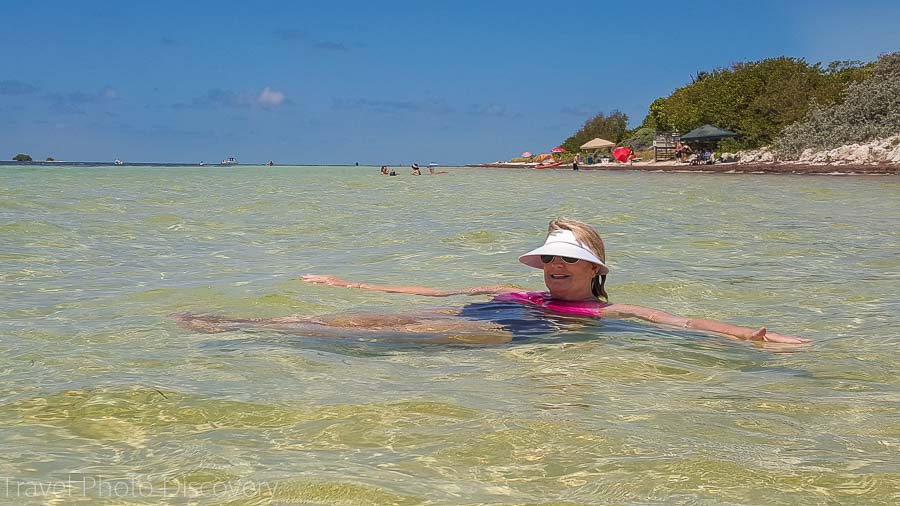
[
  {"x1": 300, "y1": 274, "x2": 516, "y2": 297},
  {"x1": 601, "y1": 303, "x2": 811, "y2": 344}
]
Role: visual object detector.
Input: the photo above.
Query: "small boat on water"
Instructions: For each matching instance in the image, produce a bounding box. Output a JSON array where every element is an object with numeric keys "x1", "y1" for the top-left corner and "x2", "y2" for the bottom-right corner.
[
  {"x1": 221, "y1": 157, "x2": 237, "y2": 165},
  {"x1": 114, "y1": 159, "x2": 124, "y2": 165},
  {"x1": 266, "y1": 160, "x2": 275, "y2": 166}
]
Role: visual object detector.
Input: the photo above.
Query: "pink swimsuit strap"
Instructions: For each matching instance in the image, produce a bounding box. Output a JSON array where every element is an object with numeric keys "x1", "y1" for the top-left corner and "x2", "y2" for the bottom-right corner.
[{"x1": 493, "y1": 291, "x2": 605, "y2": 317}]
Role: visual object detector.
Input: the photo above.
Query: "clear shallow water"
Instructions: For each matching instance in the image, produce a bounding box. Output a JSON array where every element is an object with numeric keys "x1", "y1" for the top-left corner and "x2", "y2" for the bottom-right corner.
[{"x1": 1, "y1": 164, "x2": 898, "y2": 504}]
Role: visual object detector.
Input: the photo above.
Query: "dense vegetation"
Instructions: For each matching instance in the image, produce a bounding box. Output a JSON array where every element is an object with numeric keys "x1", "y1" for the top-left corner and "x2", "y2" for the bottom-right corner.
[
  {"x1": 559, "y1": 111, "x2": 629, "y2": 153},
  {"x1": 775, "y1": 52, "x2": 900, "y2": 158},
  {"x1": 560, "y1": 55, "x2": 889, "y2": 154},
  {"x1": 640, "y1": 57, "x2": 870, "y2": 150},
  {"x1": 13, "y1": 153, "x2": 33, "y2": 162}
]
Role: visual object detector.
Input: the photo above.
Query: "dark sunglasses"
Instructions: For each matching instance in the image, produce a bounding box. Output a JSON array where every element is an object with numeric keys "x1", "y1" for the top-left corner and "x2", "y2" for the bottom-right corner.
[{"x1": 540, "y1": 255, "x2": 580, "y2": 264}]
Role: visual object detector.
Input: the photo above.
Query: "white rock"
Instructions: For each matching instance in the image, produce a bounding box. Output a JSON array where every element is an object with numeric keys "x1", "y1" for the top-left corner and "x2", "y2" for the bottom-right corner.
[{"x1": 748, "y1": 135, "x2": 900, "y2": 164}]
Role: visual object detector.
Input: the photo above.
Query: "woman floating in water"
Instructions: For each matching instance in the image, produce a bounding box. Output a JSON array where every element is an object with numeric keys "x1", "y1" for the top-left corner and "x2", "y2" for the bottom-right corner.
[{"x1": 174, "y1": 218, "x2": 810, "y2": 345}]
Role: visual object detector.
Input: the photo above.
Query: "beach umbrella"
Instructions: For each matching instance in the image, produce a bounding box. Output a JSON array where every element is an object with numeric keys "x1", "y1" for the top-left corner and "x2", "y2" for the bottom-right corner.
[
  {"x1": 550, "y1": 147, "x2": 566, "y2": 153},
  {"x1": 613, "y1": 146, "x2": 632, "y2": 163},
  {"x1": 521, "y1": 151, "x2": 533, "y2": 157},
  {"x1": 579, "y1": 138, "x2": 615, "y2": 150}
]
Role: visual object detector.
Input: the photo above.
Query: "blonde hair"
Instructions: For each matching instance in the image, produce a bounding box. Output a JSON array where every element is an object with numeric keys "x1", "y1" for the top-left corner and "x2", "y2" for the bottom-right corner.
[{"x1": 547, "y1": 217, "x2": 609, "y2": 300}]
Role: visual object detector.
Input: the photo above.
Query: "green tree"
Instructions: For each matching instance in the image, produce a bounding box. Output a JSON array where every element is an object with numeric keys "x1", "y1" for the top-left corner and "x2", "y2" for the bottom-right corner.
[
  {"x1": 45, "y1": 157, "x2": 56, "y2": 161},
  {"x1": 560, "y1": 111, "x2": 629, "y2": 153},
  {"x1": 13, "y1": 153, "x2": 33, "y2": 162},
  {"x1": 775, "y1": 52, "x2": 900, "y2": 158},
  {"x1": 639, "y1": 57, "x2": 870, "y2": 149},
  {"x1": 620, "y1": 126, "x2": 656, "y2": 150}
]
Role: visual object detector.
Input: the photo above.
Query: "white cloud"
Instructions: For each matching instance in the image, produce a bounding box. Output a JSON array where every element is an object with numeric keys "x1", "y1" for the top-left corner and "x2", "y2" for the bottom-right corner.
[
  {"x1": 174, "y1": 87, "x2": 289, "y2": 110},
  {"x1": 258, "y1": 87, "x2": 285, "y2": 107}
]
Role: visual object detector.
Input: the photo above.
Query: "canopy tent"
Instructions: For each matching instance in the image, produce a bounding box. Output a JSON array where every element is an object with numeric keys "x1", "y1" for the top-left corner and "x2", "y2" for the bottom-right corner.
[
  {"x1": 680, "y1": 124, "x2": 738, "y2": 142},
  {"x1": 580, "y1": 138, "x2": 616, "y2": 150}
]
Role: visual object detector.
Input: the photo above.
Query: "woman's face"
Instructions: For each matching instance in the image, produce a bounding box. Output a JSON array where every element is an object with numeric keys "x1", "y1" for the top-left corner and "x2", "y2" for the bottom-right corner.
[{"x1": 542, "y1": 256, "x2": 601, "y2": 300}]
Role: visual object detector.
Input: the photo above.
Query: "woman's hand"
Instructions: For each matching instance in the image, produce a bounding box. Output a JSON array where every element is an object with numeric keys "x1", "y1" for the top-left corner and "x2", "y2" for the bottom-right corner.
[{"x1": 749, "y1": 327, "x2": 812, "y2": 344}]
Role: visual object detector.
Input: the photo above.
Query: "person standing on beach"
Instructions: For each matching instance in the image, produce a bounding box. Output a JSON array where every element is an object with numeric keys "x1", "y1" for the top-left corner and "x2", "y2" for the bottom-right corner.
[
  {"x1": 675, "y1": 141, "x2": 684, "y2": 163},
  {"x1": 572, "y1": 154, "x2": 580, "y2": 171}
]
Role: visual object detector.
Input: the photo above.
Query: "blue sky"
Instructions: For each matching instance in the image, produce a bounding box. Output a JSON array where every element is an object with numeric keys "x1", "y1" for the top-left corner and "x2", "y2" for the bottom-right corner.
[{"x1": 2, "y1": 0, "x2": 898, "y2": 165}]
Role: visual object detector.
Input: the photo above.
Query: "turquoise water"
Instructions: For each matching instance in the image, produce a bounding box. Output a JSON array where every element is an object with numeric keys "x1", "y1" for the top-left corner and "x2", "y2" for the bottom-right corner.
[{"x1": 1, "y1": 164, "x2": 898, "y2": 504}]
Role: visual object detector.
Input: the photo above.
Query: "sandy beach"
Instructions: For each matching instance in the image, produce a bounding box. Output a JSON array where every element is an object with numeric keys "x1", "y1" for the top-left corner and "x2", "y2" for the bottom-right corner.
[
  {"x1": 467, "y1": 159, "x2": 900, "y2": 175},
  {"x1": 472, "y1": 135, "x2": 900, "y2": 175}
]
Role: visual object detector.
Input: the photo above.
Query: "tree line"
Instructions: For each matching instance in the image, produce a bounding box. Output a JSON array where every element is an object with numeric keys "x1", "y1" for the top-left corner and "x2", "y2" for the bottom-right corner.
[
  {"x1": 561, "y1": 52, "x2": 898, "y2": 158},
  {"x1": 11, "y1": 154, "x2": 56, "y2": 162}
]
